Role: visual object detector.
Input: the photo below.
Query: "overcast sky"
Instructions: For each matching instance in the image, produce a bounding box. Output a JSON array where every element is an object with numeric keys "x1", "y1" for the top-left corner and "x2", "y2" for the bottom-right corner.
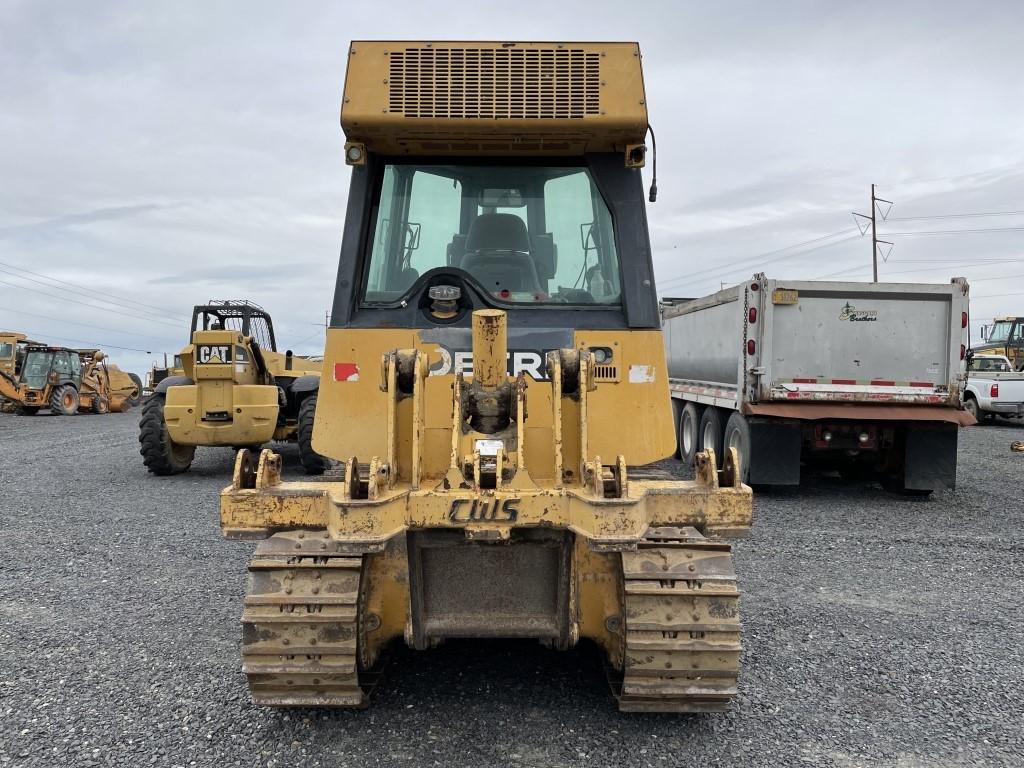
[{"x1": 2, "y1": 1, "x2": 1023, "y2": 375}]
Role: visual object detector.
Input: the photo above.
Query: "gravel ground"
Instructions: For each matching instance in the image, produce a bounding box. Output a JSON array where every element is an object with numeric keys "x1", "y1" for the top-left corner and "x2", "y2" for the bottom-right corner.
[{"x1": 1, "y1": 409, "x2": 1022, "y2": 767}]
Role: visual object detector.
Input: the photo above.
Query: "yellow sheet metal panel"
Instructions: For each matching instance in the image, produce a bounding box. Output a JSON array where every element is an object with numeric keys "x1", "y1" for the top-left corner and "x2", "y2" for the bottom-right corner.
[{"x1": 342, "y1": 41, "x2": 648, "y2": 155}]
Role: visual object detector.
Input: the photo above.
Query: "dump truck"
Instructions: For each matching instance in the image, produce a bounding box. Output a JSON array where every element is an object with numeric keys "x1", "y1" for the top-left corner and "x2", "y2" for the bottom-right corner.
[
  {"x1": 663, "y1": 274, "x2": 974, "y2": 493},
  {"x1": 140, "y1": 300, "x2": 324, "y2": 475},
  {"x1": 218, "y1": 40, "x2": 753, "y2": 713},
  {"x1": 975, "y1": 316, "x2": 1024, "y2": 370},
  {"x1": 0, "y1": 345, "x2": 138, "y2": 414}
]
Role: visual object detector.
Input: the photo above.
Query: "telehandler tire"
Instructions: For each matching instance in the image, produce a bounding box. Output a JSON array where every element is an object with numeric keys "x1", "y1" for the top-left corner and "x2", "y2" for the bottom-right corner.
[
  {"x1": 139, "y1": 395, "x2": 195, "y2": 475},
  {"x1": 297, "y1": 394, "x2": 327, "y2": 475},
  {"x1": 50, "y1": 385, "x2": 80, "y2": 415},
  {"x1": 127, "y1": 373, "x2": 143, "y2": 405}
]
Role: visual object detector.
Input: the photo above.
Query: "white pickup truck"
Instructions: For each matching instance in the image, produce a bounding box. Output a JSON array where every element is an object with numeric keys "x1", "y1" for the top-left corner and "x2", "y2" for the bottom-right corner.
[{"x1": 964, "y1": 354, "x2": 1024, "y2": 421}]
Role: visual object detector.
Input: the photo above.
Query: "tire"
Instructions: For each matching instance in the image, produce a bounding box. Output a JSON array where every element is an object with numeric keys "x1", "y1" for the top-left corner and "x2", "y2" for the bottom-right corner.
[
  {"x1": 723, "y1": 411, "x2": 751, "y2": 484},
  {"x1": 963, "y1": 395, "x2": 980, "y2": 422},
  {"x1": 670, "y1": 399, "x2": 683, "y2": 459},
  {"x1": 698, "y1": 406, "x2": 725, "y2": 460},
  {"x1": 139, "y1": 395, "x2": 195, "y2": 475},
  {"x1": 49, "y1": 385, "x2": 79, "y2": 415},
  {"x1": 127, "y1": 373, "x2": 143, "y2": 405},
  {"x1": 679, "y1": 402, "x2": 702, "y2": 466},
  {"x1": 297, "y1": 394, "x2": 327, "y2": 475},
  {"x1": 18, "y1": 406, "x2": 40, "y2": 416},
  {"x1": 92, "y1": 395, "x2": 110, "y2": 415}
]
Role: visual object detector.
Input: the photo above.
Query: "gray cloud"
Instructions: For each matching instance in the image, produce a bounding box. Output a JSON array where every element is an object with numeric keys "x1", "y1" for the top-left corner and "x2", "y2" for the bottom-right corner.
[{"x1": 1, "y1": 0, "x2": 1022, "y2": 372}]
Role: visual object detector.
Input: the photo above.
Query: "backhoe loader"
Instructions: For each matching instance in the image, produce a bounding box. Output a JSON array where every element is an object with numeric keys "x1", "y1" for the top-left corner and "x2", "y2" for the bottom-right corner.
[
  {"x1": 219, "y1": 41, "x2": 753, "y2": 713},
  {"x1": 140, "y1": 300, "x2": 324, "y2": 475},
  {"x1": 0, "y1": 345, "x2": 138, "y2": 414}
]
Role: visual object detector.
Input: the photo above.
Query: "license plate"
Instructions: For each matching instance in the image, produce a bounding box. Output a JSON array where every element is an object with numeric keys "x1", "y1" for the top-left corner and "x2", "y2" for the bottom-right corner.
[{"x1": 772, "y1": 289, "x2": 798, "y2": 305}]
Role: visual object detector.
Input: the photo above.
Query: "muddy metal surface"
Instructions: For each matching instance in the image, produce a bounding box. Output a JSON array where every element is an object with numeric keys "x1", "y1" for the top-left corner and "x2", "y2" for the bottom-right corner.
[{"x1": 1, "y1": 410, "x2": 1022, "y2": 767}]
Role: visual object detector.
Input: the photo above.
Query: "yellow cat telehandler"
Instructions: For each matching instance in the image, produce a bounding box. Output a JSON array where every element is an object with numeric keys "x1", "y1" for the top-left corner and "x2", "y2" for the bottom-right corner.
[
  {"x1": 219, "y1": 41, "x2": 753, "y2": 713},
  {"x1": 140, "y1": 301, "x2": 325, "y2": 475}
]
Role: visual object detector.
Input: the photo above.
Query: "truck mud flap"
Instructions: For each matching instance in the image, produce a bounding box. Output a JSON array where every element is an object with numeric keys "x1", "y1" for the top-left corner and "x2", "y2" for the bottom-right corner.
[
  {"x1": 904, "y1": 422, "x2": 958, "y2": 491},
  {"x1": 749, "y1": 418, "x2": 801, "y2": 486}
]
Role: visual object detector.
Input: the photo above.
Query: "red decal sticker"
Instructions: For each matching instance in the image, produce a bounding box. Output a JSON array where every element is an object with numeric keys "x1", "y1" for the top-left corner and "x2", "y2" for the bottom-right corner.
[{"x1": 333, "y1": 362, "x2": 360, "y2": 382}]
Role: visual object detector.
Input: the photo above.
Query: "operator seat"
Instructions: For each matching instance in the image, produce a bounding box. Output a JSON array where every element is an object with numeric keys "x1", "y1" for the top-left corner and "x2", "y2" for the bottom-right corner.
[{"x1": 460, "y1": 213, "x2": 542, "y2": 294}]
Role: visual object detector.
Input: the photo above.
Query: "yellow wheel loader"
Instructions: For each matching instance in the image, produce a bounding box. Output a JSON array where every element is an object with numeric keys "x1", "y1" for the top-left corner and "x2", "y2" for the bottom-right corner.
[
  {"x1": 219, "y1": 41, "x2": 753, "y2": 713},
  {"x1": 0, "y1": 346, "x2": 137, "y2": 415},
  {"x1": 0, "y1": 332, "x2": 41, "y2": 412},
  {"x1": 140, "y1": 301, "x2": 325, "y2": 475}
]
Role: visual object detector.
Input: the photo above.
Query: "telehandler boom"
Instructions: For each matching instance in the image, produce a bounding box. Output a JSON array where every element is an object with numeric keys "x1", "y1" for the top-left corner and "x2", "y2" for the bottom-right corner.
[{"x1": 219, "y1": 41, "x2": 753, "y2": 713}]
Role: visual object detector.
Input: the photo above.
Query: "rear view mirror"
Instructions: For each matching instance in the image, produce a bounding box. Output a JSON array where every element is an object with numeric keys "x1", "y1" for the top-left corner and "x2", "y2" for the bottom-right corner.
[{"x1": 479, "y1": 188, "x2": 525, "y2": 208}]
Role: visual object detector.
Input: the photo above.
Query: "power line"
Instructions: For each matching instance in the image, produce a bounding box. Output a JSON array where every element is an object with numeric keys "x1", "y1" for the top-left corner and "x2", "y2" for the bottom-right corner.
[
  {"x1": 889, "y1": 210, "x2": 1024, "y2": 221},
  {"x1": 658, "y1": 228, "x2": 860, "y2": 291},
  {"x1": 0, "y1": 278, "x2": 182, "y2": 329},
  {"x1": 0, "y1": 259, "x2": 187, "y2": 320},
  {"x1": 0, "y1": 307, "x2": 172, "y2": 342},
  {"x1": 13, "y1": 327, "x2": 153, "y2": 354},
  {"x1": 886, "y1": 226, "x2": 1024, "y2": 236}
]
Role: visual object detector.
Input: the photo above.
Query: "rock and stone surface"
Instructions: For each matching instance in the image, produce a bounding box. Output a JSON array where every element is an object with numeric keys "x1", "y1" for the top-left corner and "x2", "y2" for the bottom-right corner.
[{"x1": 1, "y1": 410, "x2": 1022, "y2": 767}]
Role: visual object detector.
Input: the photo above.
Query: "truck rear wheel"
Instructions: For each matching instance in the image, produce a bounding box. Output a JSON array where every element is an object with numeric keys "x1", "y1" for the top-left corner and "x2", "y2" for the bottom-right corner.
[
  {"x1": 723, "y1": 412, "x2": 751, "y2": 484},
  {"x1": 679, "y1": 402, "x2": 702, "y2": 466},
  {"x1": 698, "y1": 406, "x2": 725, "y2": 460},
  {"x1": 963, "y1": 395, "x2": 980, "y2": 422},
  {"x1": 297, "y1": 394, "x2": 327, "y2": 475},
  {"x1": 670, "y1": 399, "x2": 683, "y2": 458},
  {"x1": 50, "y1": 385, "x2": 79, "y2": 415},
  {"x1": 139, "y1": 395, "x2": 195, "y2": 475}
]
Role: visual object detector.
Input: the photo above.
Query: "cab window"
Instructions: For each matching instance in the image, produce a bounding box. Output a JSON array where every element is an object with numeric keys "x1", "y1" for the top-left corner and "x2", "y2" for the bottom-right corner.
[{"x1": 363, "y1": 164, "x2": 621, "y2": 306}]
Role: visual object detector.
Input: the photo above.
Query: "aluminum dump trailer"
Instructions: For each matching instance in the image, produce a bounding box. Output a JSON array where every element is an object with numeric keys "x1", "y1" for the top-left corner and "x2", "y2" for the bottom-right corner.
[{"x1": 663, "y1": 274, "x2": 974, "y2": 492}]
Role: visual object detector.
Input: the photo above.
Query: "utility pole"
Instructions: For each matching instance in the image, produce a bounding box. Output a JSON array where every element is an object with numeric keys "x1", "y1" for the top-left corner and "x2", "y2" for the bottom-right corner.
[{"x1": 852, "y1": 184, "x2": 893, "y2": 282}]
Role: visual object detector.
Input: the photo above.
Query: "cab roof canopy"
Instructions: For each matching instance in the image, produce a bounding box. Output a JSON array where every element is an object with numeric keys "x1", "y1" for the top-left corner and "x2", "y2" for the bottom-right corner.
[{"x1": 341, "y1": 41, "x2": 649, "y2": 157}]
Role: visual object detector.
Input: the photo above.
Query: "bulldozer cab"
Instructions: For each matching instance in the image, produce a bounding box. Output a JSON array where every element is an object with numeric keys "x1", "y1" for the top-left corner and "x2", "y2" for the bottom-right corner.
[{"x1": 20, "y1": 347, "x2": 82, "y2": 390}]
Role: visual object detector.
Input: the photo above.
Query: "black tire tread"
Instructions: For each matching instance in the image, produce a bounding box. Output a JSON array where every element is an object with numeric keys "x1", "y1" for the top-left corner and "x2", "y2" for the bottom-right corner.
[
  {"x1": 297, "y1": 394, "x2": 327, "y2": 475},
  {"x1": 139, "y1": 395, "x2": 194, "y2": 475}
]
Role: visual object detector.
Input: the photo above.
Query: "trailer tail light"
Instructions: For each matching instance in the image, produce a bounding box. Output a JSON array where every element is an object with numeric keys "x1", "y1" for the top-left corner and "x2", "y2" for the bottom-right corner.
[
  {"x1": 750, "y1": 282, "x2": 759, "y2": 291},
  {"x1": 962, "y1": 311, "x2": 968, "y2": 329},
  {"x1": 748, "y1": 307, "x2": 757, "y2": 324},
  {"x1": 747, "y1": 339, "x2": 756, "y2": 356},
  {"x1": 960, "y1": 344, "x2": 966, "y2": 360},
  {"x1": 991, "y1": 383, "x2": 999, "y2": 398}
]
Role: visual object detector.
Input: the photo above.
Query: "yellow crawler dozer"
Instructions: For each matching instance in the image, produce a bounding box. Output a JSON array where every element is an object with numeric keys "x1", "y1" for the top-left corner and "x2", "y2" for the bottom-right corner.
[{"x1": 220, "y1": 40, "x2": 753, "y2": 713}]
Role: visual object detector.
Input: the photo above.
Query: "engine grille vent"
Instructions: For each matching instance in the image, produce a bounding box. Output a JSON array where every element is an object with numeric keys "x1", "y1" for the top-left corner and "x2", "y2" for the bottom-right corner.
[
  {"x1": 593, "y1": 365, "x2": 618, "y2": 382},
  {"x1": 388, "y1": 46, "x2": 601, "y2": 119}
]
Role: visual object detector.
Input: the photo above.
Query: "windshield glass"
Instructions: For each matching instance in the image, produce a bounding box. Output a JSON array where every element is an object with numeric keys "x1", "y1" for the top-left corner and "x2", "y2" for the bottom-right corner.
[
  {"x1": 969, "y1": 356, "x2": 1011, "y2": 373},
  {"x1": 988, "y1": 321, "x2": 1013, "y2": 342},
  {"x1": 0, "y1": 342, "x2": 13, "y2": 359},
  {"x1": 22, "y1": 352, "x2": 53, "y2": 389},
  {"x1": 363, "y1": 164, "x2": 621, "y2": 306}
]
